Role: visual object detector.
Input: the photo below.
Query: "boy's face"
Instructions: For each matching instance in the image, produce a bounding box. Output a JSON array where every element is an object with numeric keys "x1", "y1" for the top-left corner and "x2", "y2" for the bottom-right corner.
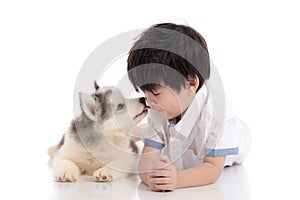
[{"x1": 144, "y1": 85, "x2": 195, "y2": 120}]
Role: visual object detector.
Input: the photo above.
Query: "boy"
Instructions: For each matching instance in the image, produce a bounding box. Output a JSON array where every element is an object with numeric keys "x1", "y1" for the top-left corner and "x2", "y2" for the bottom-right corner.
[{"x1": 127, "y1": 23, "x2": 251, "y2": 191}]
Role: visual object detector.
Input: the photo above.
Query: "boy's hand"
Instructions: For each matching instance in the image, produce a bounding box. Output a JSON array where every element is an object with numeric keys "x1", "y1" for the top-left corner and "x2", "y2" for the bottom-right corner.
[{"x1": 147, "y1": 155, "x2": 177, "y2": 192}]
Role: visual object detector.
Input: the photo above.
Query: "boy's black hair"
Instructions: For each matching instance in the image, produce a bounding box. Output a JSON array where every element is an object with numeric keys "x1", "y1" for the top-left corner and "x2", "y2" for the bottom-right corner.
[{"x1": 127, "y1": 23, "x2": 210, "y2": 93}]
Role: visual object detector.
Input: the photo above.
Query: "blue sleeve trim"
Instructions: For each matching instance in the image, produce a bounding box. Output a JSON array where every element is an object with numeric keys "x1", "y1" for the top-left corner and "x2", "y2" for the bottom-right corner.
[
  {"x1": 205, "y1": 147, "x2": 239, "y2": 156},
  {"x1": 144, "y1": 139, "x2": 164, "y2": 150}
]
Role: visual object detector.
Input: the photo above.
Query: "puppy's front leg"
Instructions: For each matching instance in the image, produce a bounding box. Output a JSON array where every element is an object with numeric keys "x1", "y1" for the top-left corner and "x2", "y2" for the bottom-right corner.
[
  {"x1": 92, "y1": 158, "x2": 135, "y2": 182},
  {"x1": 52, "y1": 159, "x2": 81, "y2": 182},
  {"x1": 92, "y1": 166, "x2": 128, "y2": 182}
]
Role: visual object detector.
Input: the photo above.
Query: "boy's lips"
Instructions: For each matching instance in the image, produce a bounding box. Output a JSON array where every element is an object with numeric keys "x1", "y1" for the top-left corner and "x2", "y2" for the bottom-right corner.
[{"x1": 148, "y1": 104, "x2": 165, "y2": 112}]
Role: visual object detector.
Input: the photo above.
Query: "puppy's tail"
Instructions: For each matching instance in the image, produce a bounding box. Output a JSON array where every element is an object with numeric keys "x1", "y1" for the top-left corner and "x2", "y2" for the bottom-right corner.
[
  {"x1": 47, "y1": 135, "x2": 64, "y2": 158},
  {"x1": 47, "y1": 145, "x2": 58, "y2": 158}
]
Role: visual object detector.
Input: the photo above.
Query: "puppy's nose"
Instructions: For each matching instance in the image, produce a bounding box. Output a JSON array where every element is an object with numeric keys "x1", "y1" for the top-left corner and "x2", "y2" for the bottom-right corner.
[{"x1": 139, "y1": 97, "x2": 146, "y2": 106}]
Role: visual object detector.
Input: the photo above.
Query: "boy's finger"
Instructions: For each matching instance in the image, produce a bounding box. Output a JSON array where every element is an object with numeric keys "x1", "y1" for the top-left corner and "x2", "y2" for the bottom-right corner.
[
  {"x1": 149, "y1": 169, "x2": 171, "y2": 177},
  {"x1": 150, "y1": 177, "x2": 173, "y2": 184},
  {"x1": 154, "y1": 183, "x2": 174, "y2": 191},
  {"x1": 160, "y1": 155, "x2": 169, "y2": 163},
  {"x1": 152, "y1": 161, "x2": 168, "y2": 170}
]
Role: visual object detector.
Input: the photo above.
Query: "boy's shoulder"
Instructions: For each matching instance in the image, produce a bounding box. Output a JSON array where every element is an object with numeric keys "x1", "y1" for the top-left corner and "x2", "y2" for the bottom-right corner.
[{"x1": 201, "y1": 85, "x2": 238, "y2": 125}]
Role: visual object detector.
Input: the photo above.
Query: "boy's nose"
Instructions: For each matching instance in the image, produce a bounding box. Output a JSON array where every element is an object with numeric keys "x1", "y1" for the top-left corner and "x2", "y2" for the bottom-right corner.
[
  {"x1": 144, "y1": 92, "x2": 156, "y2": 105},
  {"x1": 145, "y1": 98, "x2": 156, "y2": 105}
]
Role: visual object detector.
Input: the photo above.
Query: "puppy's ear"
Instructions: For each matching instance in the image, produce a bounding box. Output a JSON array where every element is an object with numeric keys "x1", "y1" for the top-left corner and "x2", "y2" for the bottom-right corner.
[
  {"x1": 79, "y1": 93, "x2": 96, "y2": 121},
  {"x1": 94, "y1": 80, "x2": 100, "y2": 90}
]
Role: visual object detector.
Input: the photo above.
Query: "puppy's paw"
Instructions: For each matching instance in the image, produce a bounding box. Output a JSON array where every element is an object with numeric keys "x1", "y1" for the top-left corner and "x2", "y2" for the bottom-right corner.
[
  {"x1": 92, "y1": 167, "x2": 114, "y2": 182},
  {"x1": 53, "y1": 159, "x2": 81, "y2": 182}
]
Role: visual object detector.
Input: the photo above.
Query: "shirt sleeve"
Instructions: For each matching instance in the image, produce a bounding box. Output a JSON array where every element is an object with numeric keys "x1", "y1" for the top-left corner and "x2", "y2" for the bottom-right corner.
[
  {"x1": 144, "y1": 138, "x2": 164, "y2": 150},
  {"x1": 205, "y1": 118, "x2": 240, "y2": 156},
  {"x1": 205, "y1": 103, "x2": 250, "y2": 157}
]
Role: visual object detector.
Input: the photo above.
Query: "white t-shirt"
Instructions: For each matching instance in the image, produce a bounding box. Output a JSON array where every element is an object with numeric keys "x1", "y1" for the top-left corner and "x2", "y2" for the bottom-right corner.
[{"x1": 143, "y1": 84, "x2": 251, "y2": 170}]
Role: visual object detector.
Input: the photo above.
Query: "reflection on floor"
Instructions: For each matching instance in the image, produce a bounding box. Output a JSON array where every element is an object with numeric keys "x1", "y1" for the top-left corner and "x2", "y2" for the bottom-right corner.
[{"x1": 48, "y1": 164, "x2": 250, "y2": 200}]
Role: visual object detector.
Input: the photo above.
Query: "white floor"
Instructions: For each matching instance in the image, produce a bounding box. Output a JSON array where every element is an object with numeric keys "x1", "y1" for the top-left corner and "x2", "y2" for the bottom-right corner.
[
  {"x1": 1, "y1": 147, "x2": 296, "y2": 200},
  {"x1": 46, "y1": 164, "x2": 250, "y2": 200},
  {"x1": 1, "y1": 143, "x2": 298, "y2": 200}
]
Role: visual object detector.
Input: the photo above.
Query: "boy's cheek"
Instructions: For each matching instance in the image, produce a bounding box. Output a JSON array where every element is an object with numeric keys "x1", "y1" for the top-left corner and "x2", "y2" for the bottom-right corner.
[{"x1": 150, "y1": 104, "x2": 166, "y2": 113}]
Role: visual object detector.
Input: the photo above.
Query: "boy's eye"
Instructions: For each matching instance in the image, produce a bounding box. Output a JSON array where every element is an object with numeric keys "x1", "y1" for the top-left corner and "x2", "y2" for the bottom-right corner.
[
  {"x1": 153, "y1": 93, "x2": 160, "y2": 96},
  {"x1": 116, "y1": 103, "x2": 125, "y2": 111}
]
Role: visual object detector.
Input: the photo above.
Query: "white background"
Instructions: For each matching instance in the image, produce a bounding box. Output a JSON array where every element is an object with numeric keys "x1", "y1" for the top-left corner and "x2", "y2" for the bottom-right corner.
[{"x1": 0, "y1": 0, "x2": 299, "y2": 199}]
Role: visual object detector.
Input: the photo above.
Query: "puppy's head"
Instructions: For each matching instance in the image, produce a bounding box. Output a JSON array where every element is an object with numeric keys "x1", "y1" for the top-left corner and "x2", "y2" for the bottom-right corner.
[{"x1": 79, "y1": 81, "x2": 149, "y2": 132}]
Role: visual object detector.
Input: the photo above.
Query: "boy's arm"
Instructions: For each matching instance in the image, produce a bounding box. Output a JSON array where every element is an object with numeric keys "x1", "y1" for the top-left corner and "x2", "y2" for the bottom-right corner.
[
  {"x1": 176, "y1": 156, "x2": 226, "y2": 188},
  {"x1": 138, "y1": 146, "x2": 161, "y2": 186},
  {"x1": 138, "y1": 146, "x2": 226, "y2": 190},
  {"x1": 147, "y1": 155, "x2": 226, "y2": 191}
]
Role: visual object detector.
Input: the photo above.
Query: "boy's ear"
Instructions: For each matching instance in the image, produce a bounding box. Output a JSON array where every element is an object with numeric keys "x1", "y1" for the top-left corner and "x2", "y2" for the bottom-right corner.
[
  {"x1": 79, "y1": 92, "x2": 96, "y2": 121},
  {"x1": 186, "y1": 75, "x2": 199, "y2": 92}
]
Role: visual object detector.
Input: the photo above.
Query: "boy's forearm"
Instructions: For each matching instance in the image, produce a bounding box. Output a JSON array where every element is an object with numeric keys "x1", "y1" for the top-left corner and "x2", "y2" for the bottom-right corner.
[
  {"x1": 138, "y1": 146, "x2": 161, "y2": 187},
  {"x1": 177, "y1": 162, "x2": 223, "y2": 188}
]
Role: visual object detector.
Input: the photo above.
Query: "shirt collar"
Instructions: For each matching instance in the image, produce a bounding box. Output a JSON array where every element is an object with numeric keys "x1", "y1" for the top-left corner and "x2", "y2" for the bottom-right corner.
[{"x1": 174, "y1": 83, "x2": 208, "y2": 137}]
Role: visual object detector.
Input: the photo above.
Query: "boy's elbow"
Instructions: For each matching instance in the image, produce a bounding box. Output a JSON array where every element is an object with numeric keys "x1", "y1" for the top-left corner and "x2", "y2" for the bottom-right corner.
[{"x1": 209, "y1": 171, "x2": 222, "y2": 184}]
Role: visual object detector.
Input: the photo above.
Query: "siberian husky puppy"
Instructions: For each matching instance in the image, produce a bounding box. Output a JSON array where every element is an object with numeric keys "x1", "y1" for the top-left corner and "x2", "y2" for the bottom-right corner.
[{"x1": 48, "y1": 81, "x2": 149, "y2": 182}]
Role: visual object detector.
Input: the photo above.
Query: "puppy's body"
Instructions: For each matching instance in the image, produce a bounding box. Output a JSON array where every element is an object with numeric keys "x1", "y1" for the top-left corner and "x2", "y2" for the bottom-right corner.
[{"x1": 48, "y1": 83, "x2": 148, "y2": 182}]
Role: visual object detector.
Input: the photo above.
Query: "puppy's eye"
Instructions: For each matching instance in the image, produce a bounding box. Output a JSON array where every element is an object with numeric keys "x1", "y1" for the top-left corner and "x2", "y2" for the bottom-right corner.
[{"x1": 116, "y1": 103, "x2": 125, "y2": 111}]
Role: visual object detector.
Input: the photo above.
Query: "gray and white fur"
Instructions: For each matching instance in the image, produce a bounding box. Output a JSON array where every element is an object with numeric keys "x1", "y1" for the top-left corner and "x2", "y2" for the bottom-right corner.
[{"x1": 47, "y1": 81, "x2": 148, "y2": 182}]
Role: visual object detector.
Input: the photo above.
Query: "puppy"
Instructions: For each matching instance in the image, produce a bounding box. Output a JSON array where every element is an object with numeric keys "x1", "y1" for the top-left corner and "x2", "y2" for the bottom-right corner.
[{"x1": 48, "y1": 81, "x2": 149, "y2": 182}]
